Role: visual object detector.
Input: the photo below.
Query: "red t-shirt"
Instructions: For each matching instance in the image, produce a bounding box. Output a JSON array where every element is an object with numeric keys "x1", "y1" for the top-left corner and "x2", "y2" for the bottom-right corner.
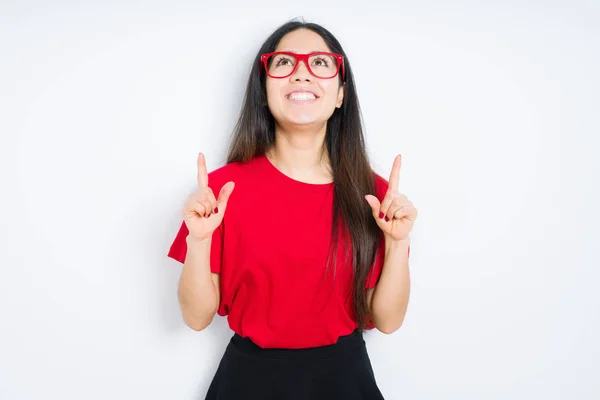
[{"x1": 168, "y1": 154, "x2": 399, "y2": 349}]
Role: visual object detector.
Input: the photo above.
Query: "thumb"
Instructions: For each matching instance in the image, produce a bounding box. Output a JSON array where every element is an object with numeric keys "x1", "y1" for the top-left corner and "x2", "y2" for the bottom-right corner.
[
  {"x1": 216, "y1": 181, "x2": 235, "y2": 209},
  {"x1": 364, "y1": 194, "x2": 381, "y2": 217}
]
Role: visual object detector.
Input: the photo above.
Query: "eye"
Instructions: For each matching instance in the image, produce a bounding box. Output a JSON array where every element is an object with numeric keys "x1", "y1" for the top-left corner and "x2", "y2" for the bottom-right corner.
[
  {"x1": 312, "y1": 57, "x2": 329, "y2": 67},
  {"x1": 275, "y1": 56, "x2": 294, "y2": 66}
]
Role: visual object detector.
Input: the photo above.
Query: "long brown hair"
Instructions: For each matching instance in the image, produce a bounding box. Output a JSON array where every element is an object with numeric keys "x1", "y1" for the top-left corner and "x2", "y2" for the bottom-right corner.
[{"x1": 225, "y1": 19, "x2": 383, "y2": 329}]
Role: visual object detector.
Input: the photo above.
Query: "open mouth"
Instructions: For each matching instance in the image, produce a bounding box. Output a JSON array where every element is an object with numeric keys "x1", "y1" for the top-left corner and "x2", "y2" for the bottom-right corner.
[{"x1": 286, "y1": 92, "x2": 318, "y2": 101}]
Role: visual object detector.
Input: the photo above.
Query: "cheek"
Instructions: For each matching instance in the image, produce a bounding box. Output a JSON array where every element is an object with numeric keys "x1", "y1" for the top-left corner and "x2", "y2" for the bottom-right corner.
[
  {"x1": 265, "y1": 81, "x2": 274, "y2": 103},
  {"x1": 320, "y1": 82, "x2": 341, "y2": 105},
  {"x1": 265, "y1": 80, "x2": 284, "y2": 108}
]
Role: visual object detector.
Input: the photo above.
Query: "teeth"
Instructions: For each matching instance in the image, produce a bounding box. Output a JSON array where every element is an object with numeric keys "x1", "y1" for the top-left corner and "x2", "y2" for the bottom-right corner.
[{"x1": 289, "y1": 92, "x2": 316, "y2": 100}]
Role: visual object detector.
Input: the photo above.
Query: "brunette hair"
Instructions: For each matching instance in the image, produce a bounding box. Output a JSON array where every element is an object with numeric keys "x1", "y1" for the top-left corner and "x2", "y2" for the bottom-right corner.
[{"x1": 226, "y1": 19, "x2": 383, "y2": 329}]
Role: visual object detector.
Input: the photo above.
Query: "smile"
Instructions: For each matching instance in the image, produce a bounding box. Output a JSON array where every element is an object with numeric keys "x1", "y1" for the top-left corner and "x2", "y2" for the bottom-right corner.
[{"x1": 286, "y1": 91, "x2": 318, "y2": 101}]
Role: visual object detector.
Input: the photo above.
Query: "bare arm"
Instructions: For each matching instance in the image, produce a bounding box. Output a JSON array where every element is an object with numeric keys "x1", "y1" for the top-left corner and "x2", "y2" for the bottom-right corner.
[
  {"x1": 364, "y1": 155, "x2": 416, "y2": 334},
  {"x1": 178, "y1": 153, "x2": 234, "y2": 331},
  {"x1": 178, "y1": 235, "x2": 220, "y2": 331},
  {"x1": 367, "y1": 238, "x2": 411, "y2": 334}
]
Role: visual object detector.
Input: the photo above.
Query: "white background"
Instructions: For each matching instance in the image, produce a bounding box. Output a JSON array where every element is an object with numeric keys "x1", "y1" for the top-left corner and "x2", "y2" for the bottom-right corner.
[{"x1": 1, "y1": 1, "x2": 599, "y2": 399}]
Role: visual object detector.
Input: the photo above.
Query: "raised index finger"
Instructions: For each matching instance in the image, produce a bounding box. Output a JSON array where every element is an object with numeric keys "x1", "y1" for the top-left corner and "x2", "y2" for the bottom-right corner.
[
  {"x1": 197, "y1": 152, "x2": 208, "y2": 188},
  {"x1": 388, "y1": 154, "x2": 402, "y2": 192}
]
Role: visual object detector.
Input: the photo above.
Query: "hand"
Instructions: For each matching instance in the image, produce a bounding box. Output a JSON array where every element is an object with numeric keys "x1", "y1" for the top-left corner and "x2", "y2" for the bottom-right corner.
[
  {"x1": 365, "y1": 155, "x2": 417, "y2": 242},
  {"x1": 183, "y1": 153, "x2": 235, "y2": 241}
]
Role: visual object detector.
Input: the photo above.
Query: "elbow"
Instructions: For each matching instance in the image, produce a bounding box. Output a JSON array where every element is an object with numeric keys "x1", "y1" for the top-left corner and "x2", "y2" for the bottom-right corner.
[
  {"x1": 375, "y1": 315, "x2": 405, "y2": 334},
  {"x1": 186, "y1": 320, "x2": 210, "y2": 332},
  {"x1": 178, "y1": 288, "x2": 218, "y2": 332},
  {"x1": 372, "y1": 298, "x2": 410, "y2": 335},
  {"x1": 180, "y1": 301, "x2": 218, "y2": 332},
  {"x1": 183, "y1": 311, "x2": 216, "y2": 331},
  {"x1": 377, "y1": 323, "x2": 402, "y2": 335}
]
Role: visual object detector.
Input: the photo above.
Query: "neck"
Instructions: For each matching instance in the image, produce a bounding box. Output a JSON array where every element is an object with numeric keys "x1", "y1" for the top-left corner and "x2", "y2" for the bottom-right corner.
[{"x1": 266, "y1": 123, "x2": 333, "y2": 184}]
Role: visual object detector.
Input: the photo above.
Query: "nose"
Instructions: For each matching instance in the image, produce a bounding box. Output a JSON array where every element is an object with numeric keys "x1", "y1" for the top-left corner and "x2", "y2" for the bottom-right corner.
[{"x1": 290, "y1": 59, "x2": 312, "y2": 82}]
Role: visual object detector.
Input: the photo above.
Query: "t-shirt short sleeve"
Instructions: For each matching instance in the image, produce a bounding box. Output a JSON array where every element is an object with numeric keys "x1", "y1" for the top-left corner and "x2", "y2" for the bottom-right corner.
[
  {"x1": 167, "y1": 220, "x2": 224, "y2": 274},
  {"x1": 365, "y1": 235, "x2": 385, "y2": 289}
]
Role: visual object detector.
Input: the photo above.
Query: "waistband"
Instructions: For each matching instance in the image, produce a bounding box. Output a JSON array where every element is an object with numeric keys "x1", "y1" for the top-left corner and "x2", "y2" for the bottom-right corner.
[{"x1": 229, "y1": 329, "x2": 365, "y2": 359}]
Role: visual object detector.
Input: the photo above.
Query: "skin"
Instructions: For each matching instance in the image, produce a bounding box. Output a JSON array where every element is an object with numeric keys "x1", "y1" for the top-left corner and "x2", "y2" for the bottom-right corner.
[
  {"x1": 264, "y1": 29, "x2": 345, "y2": 184},
  {"x1": 365, "y1": 155, "x2": 417, "y2": 333}
]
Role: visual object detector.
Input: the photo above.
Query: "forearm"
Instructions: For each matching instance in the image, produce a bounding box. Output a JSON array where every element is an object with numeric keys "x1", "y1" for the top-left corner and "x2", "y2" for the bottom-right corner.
[
  {"x1": 371, "y1": 238, "x2": 411, "y2": 334},
  {"x1": 178, "y1": 236, "x2": 218, "y2": 330}
]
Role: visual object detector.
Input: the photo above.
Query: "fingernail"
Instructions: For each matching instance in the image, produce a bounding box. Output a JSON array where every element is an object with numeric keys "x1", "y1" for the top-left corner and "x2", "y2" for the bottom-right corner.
[
  {"x1": 214, "y1": 207, "x2": 219, "y2": 214},
  {"x1": 385, "y1": 216, "x2": 390, "y2": 222},
  {"x1": 379, "y1": 212, "x2": 384, "y2": 219}
]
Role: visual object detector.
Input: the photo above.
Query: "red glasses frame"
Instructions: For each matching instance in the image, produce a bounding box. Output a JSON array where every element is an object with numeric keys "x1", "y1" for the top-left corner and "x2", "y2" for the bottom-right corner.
[{"x1": 260, "y1": 51, "x2": 346, "y2": 81}]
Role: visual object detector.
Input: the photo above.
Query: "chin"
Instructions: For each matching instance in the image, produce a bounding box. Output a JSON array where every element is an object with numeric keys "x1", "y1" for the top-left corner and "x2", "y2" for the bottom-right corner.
[
  {"x1": 270, "y1": 107, "x2": 334, "y2": 128},
  {"x1": 290, "y1": 115, "x2": 320, "y2": 125},
  {"x1": 284, "y1": 110, "x2": 333, "y2": 126}
]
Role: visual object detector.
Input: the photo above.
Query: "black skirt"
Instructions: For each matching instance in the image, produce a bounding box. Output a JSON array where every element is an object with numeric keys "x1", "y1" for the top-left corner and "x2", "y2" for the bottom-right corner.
[{"x1": 205, "y1": 329, "x2": 385, "y2": 400}]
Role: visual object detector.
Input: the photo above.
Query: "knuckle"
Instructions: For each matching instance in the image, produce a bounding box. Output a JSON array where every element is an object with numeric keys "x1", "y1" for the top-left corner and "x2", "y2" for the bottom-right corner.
[
  {"x1": 201, "y1": 191, "x2": 212, "y2": 202},
  {"x1": 192, "y1": 191, "x2": 203, "y2": 201}
]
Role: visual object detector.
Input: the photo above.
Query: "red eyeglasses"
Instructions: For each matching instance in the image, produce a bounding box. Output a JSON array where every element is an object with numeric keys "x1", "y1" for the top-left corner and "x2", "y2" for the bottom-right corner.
[{"x1": 260, "y1": 51, "x2": 345, "y2": 80}]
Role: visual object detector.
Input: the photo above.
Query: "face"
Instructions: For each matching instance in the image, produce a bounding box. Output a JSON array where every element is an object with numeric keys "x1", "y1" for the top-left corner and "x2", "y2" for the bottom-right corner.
[{"x1": 265, "y1": 29, "x2": 345, "y2": 128}]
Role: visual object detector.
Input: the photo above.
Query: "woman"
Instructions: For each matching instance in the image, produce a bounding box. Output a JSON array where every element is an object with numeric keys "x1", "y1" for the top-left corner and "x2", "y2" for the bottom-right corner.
[{"x1": 168, "y1": 19, "x2": 417, "y2": 400}]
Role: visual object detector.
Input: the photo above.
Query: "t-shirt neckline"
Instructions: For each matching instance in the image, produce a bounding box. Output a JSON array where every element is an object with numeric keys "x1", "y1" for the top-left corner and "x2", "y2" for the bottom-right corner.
[{"x1": 259, "y1": 154, "x2": 334, "y2": 189}]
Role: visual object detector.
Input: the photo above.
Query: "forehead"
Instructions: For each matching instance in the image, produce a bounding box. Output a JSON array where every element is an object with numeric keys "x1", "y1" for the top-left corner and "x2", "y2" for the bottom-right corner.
[{"x1": 275, "y1": 29, "x2": 332, "y2": 53}]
